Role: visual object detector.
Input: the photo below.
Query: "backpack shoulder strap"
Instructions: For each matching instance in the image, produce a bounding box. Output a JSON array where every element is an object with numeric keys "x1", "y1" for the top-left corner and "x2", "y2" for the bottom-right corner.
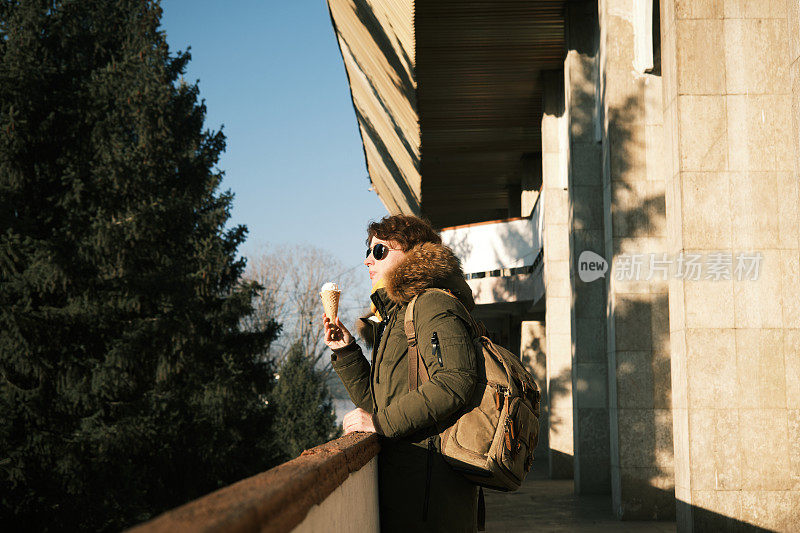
[
  {"x1": 405, "y1": 294, "x2": 430, "y2": 392},
  {"x1": 406, "y1": 287, "x2": 492, "y2": 392}
]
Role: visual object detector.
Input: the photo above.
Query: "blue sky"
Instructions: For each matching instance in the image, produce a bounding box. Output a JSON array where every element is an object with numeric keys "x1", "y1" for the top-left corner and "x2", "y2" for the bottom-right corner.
[{"x1": 160, "y1": 0, "x2": 387, "y2": 273}]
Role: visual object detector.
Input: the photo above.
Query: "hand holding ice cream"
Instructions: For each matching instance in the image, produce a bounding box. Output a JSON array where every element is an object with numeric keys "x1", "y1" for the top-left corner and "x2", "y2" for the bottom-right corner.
[{"x1": 321, "y1": 281, "x2": 352, "y2": 350}]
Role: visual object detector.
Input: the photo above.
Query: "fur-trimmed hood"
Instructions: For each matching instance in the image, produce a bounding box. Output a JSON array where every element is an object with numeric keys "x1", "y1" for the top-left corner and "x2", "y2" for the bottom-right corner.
[
  {"x1": 355, "y1": 242, "x2": 474, "y2": 346},
  {"x1": 385, "y1": 242, "x2": 475, "y2": 309}
]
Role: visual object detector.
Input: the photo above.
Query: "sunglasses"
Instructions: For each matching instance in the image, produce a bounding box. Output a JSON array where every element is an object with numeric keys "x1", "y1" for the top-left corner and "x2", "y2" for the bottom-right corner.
[{"x1": 365, "y1": 243, "x2": 400, "y2": 261}]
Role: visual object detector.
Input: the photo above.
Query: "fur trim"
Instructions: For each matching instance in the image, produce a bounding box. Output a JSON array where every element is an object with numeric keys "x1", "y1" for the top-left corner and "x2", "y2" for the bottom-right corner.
[{"x1": 385, "y1": 242, "x2": 465, "y2": 304}]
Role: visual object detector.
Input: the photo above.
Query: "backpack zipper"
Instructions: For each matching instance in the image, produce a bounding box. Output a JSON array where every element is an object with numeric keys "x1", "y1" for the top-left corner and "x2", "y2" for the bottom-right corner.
[{"x1": 494, "y1": 384, "x2": 510, "y2": 410}]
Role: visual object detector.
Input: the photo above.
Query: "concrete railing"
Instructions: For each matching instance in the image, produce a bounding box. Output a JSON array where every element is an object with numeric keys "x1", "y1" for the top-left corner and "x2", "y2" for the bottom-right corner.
[{"x1": 127, "y1": 432, "x2": 381, "y2": 533}]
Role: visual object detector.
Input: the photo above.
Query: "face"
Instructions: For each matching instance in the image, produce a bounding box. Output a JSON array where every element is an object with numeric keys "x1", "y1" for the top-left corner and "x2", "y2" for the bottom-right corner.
[{"x1": 364, "y1": 236, "x2": 406, "y2": 284}]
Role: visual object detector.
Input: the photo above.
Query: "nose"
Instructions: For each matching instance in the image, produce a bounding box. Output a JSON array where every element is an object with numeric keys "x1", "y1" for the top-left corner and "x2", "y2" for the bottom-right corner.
[{"x1": 364, "y1": 254, "x2": 373, "y2": 267}]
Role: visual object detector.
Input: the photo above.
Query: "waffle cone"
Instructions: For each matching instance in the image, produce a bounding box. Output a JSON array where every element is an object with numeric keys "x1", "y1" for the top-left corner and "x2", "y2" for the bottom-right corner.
[{"x1": 320, "y1": 290, "x2": 341, "y2": 321}]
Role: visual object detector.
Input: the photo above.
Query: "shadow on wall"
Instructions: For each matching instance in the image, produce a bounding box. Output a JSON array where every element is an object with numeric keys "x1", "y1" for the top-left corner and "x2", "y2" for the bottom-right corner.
[
  {"x1": 468, "y1": 219, "x2": 543, "y2": 307},
  {"x1": 538, "y1": 366, "x2": 573, "y2": 459},
  {"x1": 606, "y1": 99, "x2": 666, "y2": 241},
  {"x1": 599, "y1": 86, "x2": 674, "y2": 521},
  {"x1": 445, "y1": 228, "x2": 474, "y2": 265},
  {"x1": 520, "y1": 329, "x2": 548, "y2": 453},
  {"x1": 564, "y1": 0, "x2": 674, "y2": 518}
]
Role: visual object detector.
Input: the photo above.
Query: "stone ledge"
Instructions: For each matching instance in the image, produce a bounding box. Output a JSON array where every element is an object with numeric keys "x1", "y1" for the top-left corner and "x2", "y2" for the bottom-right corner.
[{"x1": 127, "y1": 432, "x2": 381, "y2": 533}]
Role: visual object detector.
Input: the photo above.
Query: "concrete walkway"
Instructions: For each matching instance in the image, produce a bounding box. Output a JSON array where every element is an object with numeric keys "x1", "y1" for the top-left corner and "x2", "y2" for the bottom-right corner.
[{"x1": 484, "y1": 461, "x2": 677, "y2": 533}]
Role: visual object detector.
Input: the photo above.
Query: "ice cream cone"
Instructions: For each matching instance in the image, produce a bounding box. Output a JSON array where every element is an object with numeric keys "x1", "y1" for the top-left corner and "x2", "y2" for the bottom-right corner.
[{"x1": 320, "y1": 290, "x2": 341, "y2": 321}]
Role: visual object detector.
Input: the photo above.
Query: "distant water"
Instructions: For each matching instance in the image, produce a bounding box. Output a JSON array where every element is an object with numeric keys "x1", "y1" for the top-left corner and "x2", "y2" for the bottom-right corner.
[{"x1": 333, "y1": 398, "x2": 355, "y2": 429}]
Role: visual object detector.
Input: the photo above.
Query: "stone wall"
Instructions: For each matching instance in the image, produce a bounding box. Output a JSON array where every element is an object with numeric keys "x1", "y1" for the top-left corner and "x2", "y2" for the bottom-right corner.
[
  {"x1": 521, "y1": 321, "x2": 549, "y2": 456},
  {"x1": 599, "y1": 0, "x2": 675, "y2": 519},
  {"x1": 661, "y1": 0, "x2": 800, "y2": 530},
  {"x1": 565, "y1": 0, "x2": 611, "y2": 496},
  {"x1": 542, "y1": 69, "x2": 575, "y2": 480}
]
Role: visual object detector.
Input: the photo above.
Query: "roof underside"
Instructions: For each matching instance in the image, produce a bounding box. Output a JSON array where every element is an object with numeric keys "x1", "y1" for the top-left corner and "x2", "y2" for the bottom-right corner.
[{"x1": 328, "y1": 0, "x2": 566, "y2": 228}]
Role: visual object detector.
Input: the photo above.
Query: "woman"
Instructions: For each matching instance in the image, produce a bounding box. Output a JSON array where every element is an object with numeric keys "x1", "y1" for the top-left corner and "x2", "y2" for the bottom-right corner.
[{"x1": 323, "y1": 215, "x2": 479, "y2": 533}]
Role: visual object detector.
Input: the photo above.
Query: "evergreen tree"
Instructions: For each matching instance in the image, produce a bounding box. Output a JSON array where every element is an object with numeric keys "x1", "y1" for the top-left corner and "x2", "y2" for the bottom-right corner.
[
  {"x1": 0, "y1": 1, "x2": 281, "y2": 530},
  {"x1": 273, "y1": 342, "x2": 340, "y2": 459}
]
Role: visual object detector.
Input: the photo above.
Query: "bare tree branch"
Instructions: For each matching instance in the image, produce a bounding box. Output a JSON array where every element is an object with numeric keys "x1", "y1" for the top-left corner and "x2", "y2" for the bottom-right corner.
[{"x1": 242, "y1": 244, "x2": 370, "y2": 377}]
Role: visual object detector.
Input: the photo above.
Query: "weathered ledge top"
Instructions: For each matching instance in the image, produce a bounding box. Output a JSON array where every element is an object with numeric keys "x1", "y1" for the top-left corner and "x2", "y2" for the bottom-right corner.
[{"x1": 127, "y1": 432, "x2": 381, "y2": 533}]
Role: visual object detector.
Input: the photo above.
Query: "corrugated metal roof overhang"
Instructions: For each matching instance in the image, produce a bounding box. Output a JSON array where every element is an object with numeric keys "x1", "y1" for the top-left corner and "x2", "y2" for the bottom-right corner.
[{"x1": 328, "y1": 0, "x2": 566, "y2": 228}]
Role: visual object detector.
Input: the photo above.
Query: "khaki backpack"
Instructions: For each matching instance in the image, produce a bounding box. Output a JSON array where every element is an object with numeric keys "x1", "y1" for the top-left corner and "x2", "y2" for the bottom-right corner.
[{"x1": 405, "y1": 288, "x2": 541, "y2": 492}]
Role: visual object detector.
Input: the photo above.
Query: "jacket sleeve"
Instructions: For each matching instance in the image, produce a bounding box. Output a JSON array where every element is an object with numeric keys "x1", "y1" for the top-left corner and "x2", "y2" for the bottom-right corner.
[
  {"x1": 374, "y1": 291, "x2": 478, "y2": 438},
  {"x1": 331, "y1": 341, "x2": 373, "y2": 413}
]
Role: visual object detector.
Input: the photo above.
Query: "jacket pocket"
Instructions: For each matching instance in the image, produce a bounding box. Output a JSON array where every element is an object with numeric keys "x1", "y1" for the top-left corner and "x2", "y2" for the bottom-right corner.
[
  {"x1": 430, "y1": 336, "x2": 477, "y2": 373},
  {"x1": 375, "y1": 328, "x2": 409, "y2": 409},
  {"x1": 381, "y1": 332, "x2": 408, "y2": 374}
]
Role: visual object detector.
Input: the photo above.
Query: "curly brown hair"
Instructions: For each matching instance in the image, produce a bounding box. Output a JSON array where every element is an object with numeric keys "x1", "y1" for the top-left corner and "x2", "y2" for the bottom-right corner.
[{"x1": 366, "y1": 215, "x2": 441, "y2": 251}]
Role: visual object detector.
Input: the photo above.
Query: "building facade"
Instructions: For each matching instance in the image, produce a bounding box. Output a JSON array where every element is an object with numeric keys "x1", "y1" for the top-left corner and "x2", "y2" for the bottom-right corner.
[{"x1": 328, "y1": 0, "x2": 800, "y2": 530}]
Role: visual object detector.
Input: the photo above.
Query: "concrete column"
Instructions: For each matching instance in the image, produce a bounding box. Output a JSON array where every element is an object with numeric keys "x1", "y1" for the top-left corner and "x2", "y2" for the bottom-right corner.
[
  {"x1": 661, "y1": 1, "x2": 800, "y2": 530},
  {"x1": 565, "y1": 1, "x2": 611, "y2": 496},
  {"x1": 598, "y1": 0, "x2": 675, "y2": 519},
  {"x1": 521, "y1": 320, "x2": 549, "y2": 456},
  {"x1": 541, "y1": 69, "x2": 574, "y2": 480},
  {"x1": 794, "y1": 1, "x2": 800, "y2": 180}
]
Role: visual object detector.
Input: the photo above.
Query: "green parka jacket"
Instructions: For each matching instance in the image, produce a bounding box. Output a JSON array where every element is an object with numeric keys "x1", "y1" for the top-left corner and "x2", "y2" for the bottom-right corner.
[{"x1": 332, "y1": 242, "x2": 479, "y2": 533}]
